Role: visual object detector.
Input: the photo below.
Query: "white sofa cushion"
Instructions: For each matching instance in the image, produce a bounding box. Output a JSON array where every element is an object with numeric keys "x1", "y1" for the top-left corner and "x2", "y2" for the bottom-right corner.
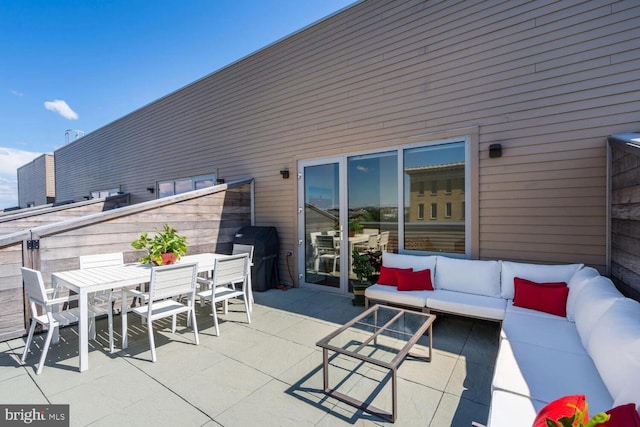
[
  {"x1": 500, "y1": 261, "x2": 582, "y2": 300},
  {"x1": 492, "y1": 339, "x2": 613, "y2": 414},
  {"x1": 382, "y1": 252, "x2": 437, "y2": 285},
  {"x1": 426, "y1": 289, "x2": 506, "y2": 321},
  {"x1": 435, "y1": 256, "x2": 501, "y2": 297},
  {"x1": 487, "y1": 390, "x2": 546, "y2": 427},
  {"x1": 574, "y1": 276, "x2": 624, "y2": 347},
  {"x1": 364, "y1": 284, "x2": 428, "y2": 308},
  {"x1": 566, "y1": 266, "x2": 600, "y2": 321},
  {"x1": 501, "y1": 308, "x2": 585, "y2": 355},
  {"x1": 586, "y1": 297, "x2": 640, "y2": 410}
]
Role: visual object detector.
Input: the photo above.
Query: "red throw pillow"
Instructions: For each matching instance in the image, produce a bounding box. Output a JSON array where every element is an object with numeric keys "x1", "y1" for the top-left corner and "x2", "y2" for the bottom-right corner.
[
  {"x1": 396, "y1": 268, "x2": 433, "y2": 291},
  {"x1": 513, "y1": 277, "x2": 569, "y2": 317},
  {"x1": 533, "y1": 395, "x2": 588, "y2": 427},
  {"x1": 601, "y1": 403, "x2": 640, "y2": 427},
  {"x1": 377, "y1": 266, "x2": 412, "y2": 286}
]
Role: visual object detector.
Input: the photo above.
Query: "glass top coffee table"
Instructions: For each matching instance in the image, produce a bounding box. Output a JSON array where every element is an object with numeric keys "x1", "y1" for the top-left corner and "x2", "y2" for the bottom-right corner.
[{"x1": 316, "y1": 304, "x2": 436, "y2": 423}]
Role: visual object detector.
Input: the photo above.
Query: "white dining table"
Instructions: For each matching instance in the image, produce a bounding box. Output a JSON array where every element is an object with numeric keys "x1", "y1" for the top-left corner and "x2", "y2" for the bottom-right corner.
[{"x1": 51, "y1": 253, "x2": 230, "y2": 372}]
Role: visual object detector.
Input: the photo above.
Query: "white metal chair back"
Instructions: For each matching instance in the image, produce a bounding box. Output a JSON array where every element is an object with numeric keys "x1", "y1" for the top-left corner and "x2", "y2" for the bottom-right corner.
[
  {"x1": 315, "y1": 235, "x2": 336, "y2": 251},
  {"x1": 196, "y1": 253, "x2": 251, "y2": 336},
  {"x1": 21, "y1": 267, "x2": 111, "y2": 374},
  {"x1": 232, "y1": 244, "x2": 254, "y2": 262},
  {"x1": 378, "y1": 231, "x2": 390, "y2": 251},
  {"x1": 148, "y1": 262, "x2": 199, "y2": 302},
  {"x1": 212, "y1": 253, "x2": 249, "y2": 290},
  {"x1": 367, "y1": 234, "x2": 379, "y2": 250},
  {"x1": 127, "y1": 262, "x2": 200, "y2": 362},
  {"x1": 79, "y1": 252, "x2": 124, "y2": 269},
  {"x1": 21, "y1": 267, "x2": 49, "y2": 315}
]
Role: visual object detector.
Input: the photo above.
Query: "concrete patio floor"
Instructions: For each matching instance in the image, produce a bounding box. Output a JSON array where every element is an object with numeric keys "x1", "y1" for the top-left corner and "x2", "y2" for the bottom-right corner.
[{"x1": 0, "y1": 288, "x2": 500, "y2": 427}]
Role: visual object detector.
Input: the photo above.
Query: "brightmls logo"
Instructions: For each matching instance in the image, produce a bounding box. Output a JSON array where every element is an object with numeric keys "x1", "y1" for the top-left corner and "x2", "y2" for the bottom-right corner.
[{"x1": 0, "y1": 405, "x2": 68, "y2": 426}]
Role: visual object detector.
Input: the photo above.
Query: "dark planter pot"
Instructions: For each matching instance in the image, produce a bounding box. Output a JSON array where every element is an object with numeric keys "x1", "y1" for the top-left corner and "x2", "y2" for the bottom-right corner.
[{"x1": 352, "y1": 281, "x2": 371, "y2": 306}]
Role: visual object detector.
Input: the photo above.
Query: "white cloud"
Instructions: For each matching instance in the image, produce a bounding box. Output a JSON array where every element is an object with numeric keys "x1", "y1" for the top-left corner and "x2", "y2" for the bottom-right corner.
[
  {"x1": 44, "y1": 99, "x2": 78, "y2": 120},
  {"x1": 0, "y1": 147, "x2": 42, "y2": 175},
  {"x1": 10, "y1": 89, "x2": 23, "y2": 97},
  {"x1": 0, "y1": 175, "x2": 19, "y2": 209}
]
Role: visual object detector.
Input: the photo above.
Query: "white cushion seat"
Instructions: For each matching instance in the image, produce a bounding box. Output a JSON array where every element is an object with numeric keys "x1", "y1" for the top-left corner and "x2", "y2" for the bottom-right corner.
[
  {"x1": 501, "y1": 307, "x2": 585, "y2": 355},
  {"x1": 426, "y1": 289, "x2": 506, "y2": 321},
  {"x1": 487, "y1": 390, "x2": 546, "y2": 427},
  {"x1": 364, "y1": 284, "x2": 428, "y2": 308},
  {"x1": 492, "y1": 338, "x2": 613, "y2": 415}
]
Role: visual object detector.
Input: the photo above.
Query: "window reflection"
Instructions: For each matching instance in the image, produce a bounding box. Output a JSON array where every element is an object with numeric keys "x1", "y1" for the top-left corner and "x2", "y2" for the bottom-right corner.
[{"x1": 404, "y1": 142, "x2": 465, "y2": 253}]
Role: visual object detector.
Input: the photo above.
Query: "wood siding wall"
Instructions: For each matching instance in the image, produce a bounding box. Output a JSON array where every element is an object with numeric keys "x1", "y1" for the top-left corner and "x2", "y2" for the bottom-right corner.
[
  {"x1": 53, "y1": 0, "x2": 640, "y2": 278},
  {"x1": 0, "y1": 180, "x2": 252, "y2": 341},
  {"x1": 609, "y1": 136, "x2": 640, "y2": 300}
]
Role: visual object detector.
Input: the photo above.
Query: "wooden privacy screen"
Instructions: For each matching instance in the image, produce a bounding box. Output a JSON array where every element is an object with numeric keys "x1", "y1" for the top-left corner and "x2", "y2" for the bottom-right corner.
[
  {"x1": 0, "y1": 179, "x2": 253, "y2": 342},
  {"x1": 609, "y1": 135, "x2": 640, "y2": 301}
]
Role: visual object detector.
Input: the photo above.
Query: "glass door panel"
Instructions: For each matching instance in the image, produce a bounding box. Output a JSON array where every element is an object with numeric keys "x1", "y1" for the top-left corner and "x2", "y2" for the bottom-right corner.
[
  {"x1": 347, "y1": 152, "x2": 398, "y2": 284},
  {"x1": 303, "y1": 163, "x2": 341, "y2": 288}
]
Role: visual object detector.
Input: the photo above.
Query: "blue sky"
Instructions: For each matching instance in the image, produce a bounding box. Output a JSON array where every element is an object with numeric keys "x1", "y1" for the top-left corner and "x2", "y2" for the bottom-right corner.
[{"x1": 0, "y1": 0, "x2": 355, "y2": 209}]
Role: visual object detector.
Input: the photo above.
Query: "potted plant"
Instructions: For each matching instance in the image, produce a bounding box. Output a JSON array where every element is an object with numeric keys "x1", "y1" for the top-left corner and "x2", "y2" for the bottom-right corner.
[
  {"x1": 348, "y1": 218, "x2": 364, "y2": 237},
  {"x1": 131, "y1": 224, "x2": 188, "y2": 265},
  {"x1": 351, "y1": 249, "x2": 375, "y2": 306}
]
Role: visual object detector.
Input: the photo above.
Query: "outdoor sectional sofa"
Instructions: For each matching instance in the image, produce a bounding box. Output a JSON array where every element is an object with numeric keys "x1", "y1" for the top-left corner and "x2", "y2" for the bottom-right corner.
[{"x1": 364, "y1": 252, "x2": 640, "y2": 426}]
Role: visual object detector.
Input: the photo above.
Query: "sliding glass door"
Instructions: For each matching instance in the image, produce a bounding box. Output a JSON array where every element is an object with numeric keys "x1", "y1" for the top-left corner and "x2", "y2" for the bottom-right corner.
[
  {"x1": 301, "y1": 160, "x2": 342, "y2": 289},
  {"x1": 298, "y1": 138, "x2": 468, "y2": 293}
]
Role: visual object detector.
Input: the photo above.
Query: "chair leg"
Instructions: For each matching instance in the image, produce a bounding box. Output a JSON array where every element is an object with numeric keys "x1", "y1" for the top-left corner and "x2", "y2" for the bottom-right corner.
[
  {"x1": 190, "y1": 309, "x2": 199, "y2": 345},
  {"x1": 88, "y1": 319, "x2": 96, "y2": 340},
  {"x1": 247, "y1": 275, "x2": 254, "y2": 312},
  {"x1": 243, "y1": 297, "x2": 251, "y2": 324},
  {"x1": 147, "y1": 319, "x2": 157, "y2": 362},
  {"x1": 21, "y1": 320, "x2": 37, "y2": 363},
  {"x1": 107, "y1": 294, "x2": 114, "y2": 353},
  {"x1": 37, "y1": 325, "x2": 56, "y2": 375},
  {"x1": 212, "y1": 303, "x2": 220, "y2": 336},
  {"x1": 108, "y1": 311, "x2": 114, "y2": 354},
  {"x1": 171, "y1": 314, "x2": 177, "y2": 334}
]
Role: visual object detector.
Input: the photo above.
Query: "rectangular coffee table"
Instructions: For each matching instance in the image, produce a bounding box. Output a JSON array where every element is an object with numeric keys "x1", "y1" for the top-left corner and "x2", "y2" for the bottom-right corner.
[{"x1": 316, "y1": 304, "x2": 436, "y2": 422}]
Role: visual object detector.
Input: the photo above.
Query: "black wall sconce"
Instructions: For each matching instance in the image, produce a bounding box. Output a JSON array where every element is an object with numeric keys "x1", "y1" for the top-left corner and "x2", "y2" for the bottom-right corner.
[
  {"x1": 146, "y1": 187, "x2": 155, "y2": 194},
  {"x1": 489, "y1": 143, "x2": 503, "y2": 158},
  {"x1": 280, "y1": 169, "x2": 290, "y2": 179}
]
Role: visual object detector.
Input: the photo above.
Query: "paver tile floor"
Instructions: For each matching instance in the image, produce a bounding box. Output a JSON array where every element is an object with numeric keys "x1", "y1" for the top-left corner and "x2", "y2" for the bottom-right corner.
[{"x1": 0, "y1": 288, "x2": 500, "y2": 426}]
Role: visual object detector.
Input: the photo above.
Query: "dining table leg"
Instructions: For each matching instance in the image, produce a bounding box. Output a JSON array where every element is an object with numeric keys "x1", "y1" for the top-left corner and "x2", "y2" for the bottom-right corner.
[
  {"x1": 121, "y1": 288, "x2": 128, "y2": 349},
  {"x1": 78, "y1": 288, "x2": 89, "y2": 372}
]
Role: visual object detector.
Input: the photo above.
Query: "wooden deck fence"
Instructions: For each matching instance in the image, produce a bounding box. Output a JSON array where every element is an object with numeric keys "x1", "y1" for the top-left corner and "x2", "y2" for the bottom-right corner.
[
  {"x1": 609, "y1": 135, "x2": 640, "y2": 301},
  {"x1": 0, "y1": 178, "x2": 253, "y2": 342}
]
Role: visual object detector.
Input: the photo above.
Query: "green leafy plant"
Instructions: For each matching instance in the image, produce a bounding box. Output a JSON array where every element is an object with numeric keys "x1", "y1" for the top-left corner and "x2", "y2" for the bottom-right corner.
[
  {"x1": 348, "y1": 218, "x2": 364, "y2": 235},
  {"x1": 131, "y1": 224, "x2": 188, "y2": 265},
  {"x1": 352, "y1": 249, "x2": 375, "y2": 283}
]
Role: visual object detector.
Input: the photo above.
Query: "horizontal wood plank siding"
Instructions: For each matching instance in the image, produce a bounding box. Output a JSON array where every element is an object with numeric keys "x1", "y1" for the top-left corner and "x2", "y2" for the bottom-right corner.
[{"x1": 53, "y1": 0, "x2": 640, "y2": 278}]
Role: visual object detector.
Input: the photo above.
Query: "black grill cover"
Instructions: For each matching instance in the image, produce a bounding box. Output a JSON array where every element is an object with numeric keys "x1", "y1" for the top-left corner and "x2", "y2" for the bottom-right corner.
[{"x1": 234, "y1": 226, "x2": 279, "y2": 291}]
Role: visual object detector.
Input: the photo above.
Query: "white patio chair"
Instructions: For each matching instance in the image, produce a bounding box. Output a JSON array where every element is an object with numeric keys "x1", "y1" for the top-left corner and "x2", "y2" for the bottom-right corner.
[
  {"x1": 232, "y1": 243, "x2": 254, "y2": 311},
  {"x1": 196, "y1": 253, "x2": 251, "y2": 336},
  {"x1": 354, "y1": 234, "x2": 379, "y2": 253},
  {"x1": 378, "y1": 231, "x2": 390, "y2": 252},
  {"x1": 314, "y1": 235, "x2": 340, "y2": 274},
  {"x1": 126, "y1": 262, "x2": 199, "y2": 362},
  {"x1": 79, "y1": 252, "x2": 123, "y2": 343},
  {"x1": 20, "y1": 267, "x2": 113, "y2": 374}
]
